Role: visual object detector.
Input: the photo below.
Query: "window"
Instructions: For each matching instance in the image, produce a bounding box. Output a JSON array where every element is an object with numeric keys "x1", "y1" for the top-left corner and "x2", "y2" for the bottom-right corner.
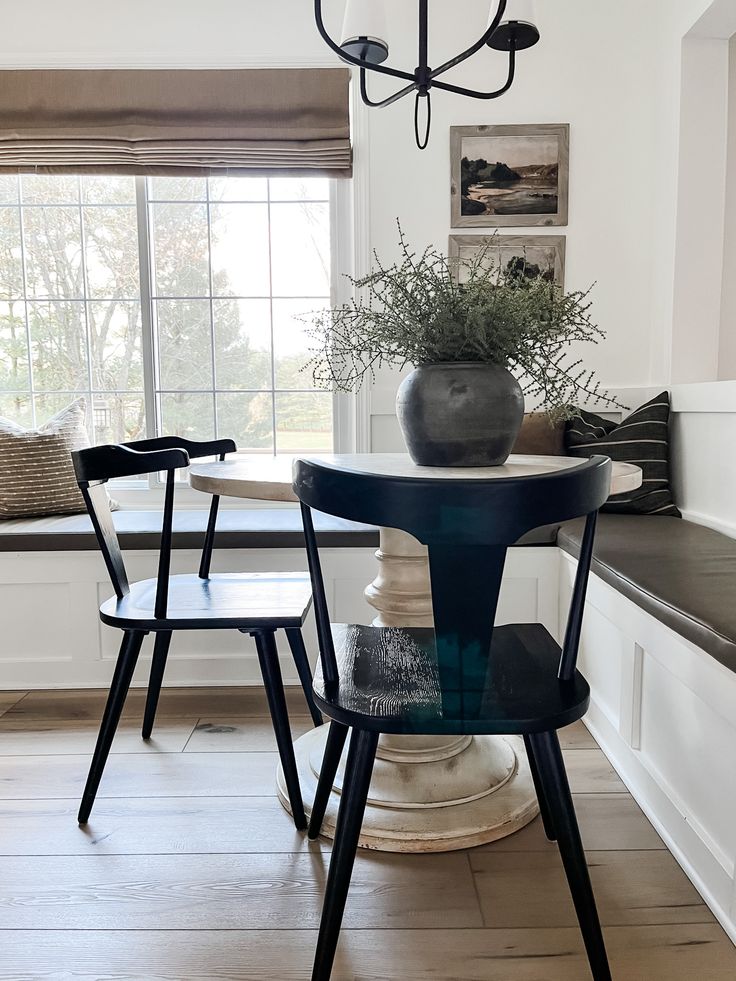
[{"x1": 0, "y1": 174, "x2": 334, "y2": 462}]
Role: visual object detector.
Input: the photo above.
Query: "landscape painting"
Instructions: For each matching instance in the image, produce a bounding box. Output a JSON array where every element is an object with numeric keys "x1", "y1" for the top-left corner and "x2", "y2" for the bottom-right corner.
[
  {"x1": 451, "y1": 124, "x2": 569, "y2": 228},
  {"x1": 448, "y1": 234, "x2": 566, "y2": 289}
]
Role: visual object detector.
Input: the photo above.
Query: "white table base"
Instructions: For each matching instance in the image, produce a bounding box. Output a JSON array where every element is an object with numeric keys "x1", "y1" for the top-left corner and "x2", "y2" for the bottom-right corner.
[{"x1": 277, "y1": 527, "x2": 539, "y2": 852}]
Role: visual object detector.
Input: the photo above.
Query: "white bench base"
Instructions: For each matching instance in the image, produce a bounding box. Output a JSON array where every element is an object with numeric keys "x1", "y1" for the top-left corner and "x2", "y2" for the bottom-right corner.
[
  {"x1": 560, "y1": 551, "x2": 736, "y2": 946},
  {"x1": 0, "y1": 545, "x2": 557, "y2": 690}
]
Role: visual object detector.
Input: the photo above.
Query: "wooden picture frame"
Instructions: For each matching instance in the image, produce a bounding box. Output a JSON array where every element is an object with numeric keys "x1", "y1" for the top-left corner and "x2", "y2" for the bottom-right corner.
[
  {"x1": 450, "y1": 123, "x2": 570, "y2": 228},
  {"x1": 448, "y1": 234, "x2": 567, "y2": 289}
]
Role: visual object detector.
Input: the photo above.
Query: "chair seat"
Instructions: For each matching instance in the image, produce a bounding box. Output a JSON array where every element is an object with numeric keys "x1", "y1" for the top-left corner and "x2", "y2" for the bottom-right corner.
[
  {"x1": 100, "y1": 572, "x2": 312, "y2": 631},
  {"x1": 312, "y1": 622, "x2": 590, "y2": 735}
]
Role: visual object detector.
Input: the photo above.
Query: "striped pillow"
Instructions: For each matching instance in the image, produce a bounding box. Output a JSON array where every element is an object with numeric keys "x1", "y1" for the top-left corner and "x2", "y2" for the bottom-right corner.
[
  {"x1": 565, "y1": 392, "x2": 681, "y2": 517},
  {"x1": 0, "y1": 398, "x2": 91, "y2": 519}
]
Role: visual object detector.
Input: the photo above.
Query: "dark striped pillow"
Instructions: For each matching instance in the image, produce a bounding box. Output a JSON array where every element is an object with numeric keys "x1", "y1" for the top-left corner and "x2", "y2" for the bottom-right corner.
[
  {"x1": 0, "y1": 398, "x2": 90, "y2": 519},
  {"x1": 565, "y1": 392, "x2": 681, "y2": 517}
]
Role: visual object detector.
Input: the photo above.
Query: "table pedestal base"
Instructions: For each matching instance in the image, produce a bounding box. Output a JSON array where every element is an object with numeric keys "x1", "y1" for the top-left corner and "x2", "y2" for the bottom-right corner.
[{"x1": 277, "y1": 728, "x2": 537, "y2": 852}]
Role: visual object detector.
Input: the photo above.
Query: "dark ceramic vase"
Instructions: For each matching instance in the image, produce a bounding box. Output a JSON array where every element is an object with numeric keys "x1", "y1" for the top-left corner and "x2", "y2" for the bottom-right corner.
[{"x1": 396, "y1": 362, "x2": 524, "y2": 467}]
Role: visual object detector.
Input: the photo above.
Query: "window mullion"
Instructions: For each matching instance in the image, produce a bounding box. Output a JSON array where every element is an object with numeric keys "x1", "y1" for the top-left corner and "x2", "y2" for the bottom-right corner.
[
  {"x1": 16, "y1": 177, "x2": 36, "y2": 428},
  {"x1": 267, "y1": 179, "x2": 277, "y2": 455},
  {"x1": 77, "y1": 176, "x2": 97, "y2": 442},
  {"x1": 134, "y1": 176, "x2": 158, "y2": 488},
  {"x1": 205, "y1": 178, "x2": 218, "y2": 439}
]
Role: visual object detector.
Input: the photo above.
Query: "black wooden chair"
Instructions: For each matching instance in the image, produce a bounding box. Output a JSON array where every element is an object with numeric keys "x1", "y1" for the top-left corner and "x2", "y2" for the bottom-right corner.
[
  {"x1": 294, "y1": 454, "x2": 614, "y2": 981},
  {"x1": 72, "y1": 436, "x2": 322, "y2": 831}
]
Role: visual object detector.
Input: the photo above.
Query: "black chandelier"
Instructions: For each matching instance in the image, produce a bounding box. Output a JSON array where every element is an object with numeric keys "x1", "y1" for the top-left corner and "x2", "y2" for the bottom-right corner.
[{"x1": 314, "y1": 0, "x2": 540, "y2": 150}]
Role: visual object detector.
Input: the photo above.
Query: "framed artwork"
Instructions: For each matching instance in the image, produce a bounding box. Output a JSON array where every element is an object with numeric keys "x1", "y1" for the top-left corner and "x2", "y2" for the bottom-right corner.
[
  {"x1": 448, "y1": 234, "x2": 567, "y2": 289},
  {"x1": 450, "y1": 123, "x2": 569, "y2": 228}
]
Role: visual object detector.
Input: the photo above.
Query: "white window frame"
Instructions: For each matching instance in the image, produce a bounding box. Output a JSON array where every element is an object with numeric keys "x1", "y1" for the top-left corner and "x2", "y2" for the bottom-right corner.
[{"x1": 109, "y1": 163, "x2": 369, "y2": 510}]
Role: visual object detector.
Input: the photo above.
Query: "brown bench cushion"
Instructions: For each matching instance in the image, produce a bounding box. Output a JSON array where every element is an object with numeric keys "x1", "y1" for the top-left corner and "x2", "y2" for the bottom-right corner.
[
  {"x1": 0, "y1": 509, "x2": 380, "y2": 551},
  {"x1": 0, "y1": 510, "x2": 560, "y2": 552},
  {"x1": 559, "y1": 514, "x2": 736, "y2": 673}
]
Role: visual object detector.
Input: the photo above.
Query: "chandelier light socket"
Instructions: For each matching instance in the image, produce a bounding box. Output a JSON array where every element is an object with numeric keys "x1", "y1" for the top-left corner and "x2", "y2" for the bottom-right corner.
[
  {"x1": 340, "y1": 0, "x2": 390, "y2": 65},
  {"x1": 487, "y1": 0, "x2": 540, "y2": 52}
]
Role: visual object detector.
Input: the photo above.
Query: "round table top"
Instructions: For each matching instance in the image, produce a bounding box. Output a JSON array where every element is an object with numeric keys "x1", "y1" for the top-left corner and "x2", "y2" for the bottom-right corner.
[{"x1": 189, "y1": 453, "x2": 642, "y2": 502}]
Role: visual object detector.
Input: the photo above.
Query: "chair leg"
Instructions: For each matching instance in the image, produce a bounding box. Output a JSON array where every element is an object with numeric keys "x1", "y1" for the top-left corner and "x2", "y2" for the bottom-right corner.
[
  {"x1": 252, "y1": 629, "x2": 307, "y2": 831},
  {"x1": 308, "y1": 721, "x2": 349, "y2": 840},
  {"x1": 523, "y1": 733, "x2": 556, "y2": 841},
  {"x1": 285, "y1": 627, "x2": 323, "y2": 727},
  {"x1": 78, "y1": 630, "x2": 145, "y2": 825},
  {"x1": 142, "y1": 630, "x2": 172, "y2": 740},
  {"x1": 312, "y1": 728, "x2": 378, "y2": 981},
  {"x1": 529, "y1": 730, "x2": 611, "y2": 981}
]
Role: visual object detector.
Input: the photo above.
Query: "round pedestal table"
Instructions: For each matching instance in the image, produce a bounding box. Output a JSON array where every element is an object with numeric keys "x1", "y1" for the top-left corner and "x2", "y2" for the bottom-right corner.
[{"x1": 190, "y1": 453, "x2": 641, "y2": 853}]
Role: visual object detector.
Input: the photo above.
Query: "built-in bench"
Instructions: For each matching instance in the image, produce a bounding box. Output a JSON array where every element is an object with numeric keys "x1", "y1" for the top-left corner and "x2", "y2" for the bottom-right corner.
[
  {"x1": 0, "y1": 510, "x2": 561, "y2": 552},
  {"x1": 0, "y1": 509, "x2": 380, "y2": 552},
  {"x1": 557, "y1": 512, "x2": 736, "y2": 946},
  {"x1": 559, "y1": 513, "x2": 736, "y2": 674}
]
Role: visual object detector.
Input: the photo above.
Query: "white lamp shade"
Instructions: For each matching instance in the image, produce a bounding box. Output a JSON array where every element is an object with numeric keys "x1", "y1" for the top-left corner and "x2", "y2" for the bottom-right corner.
[
  {"x1": 489, "y1": 0, "x2": 537, "y2": 27},
  {"x1": 341, "y1": 0, "x2": 388, "y2": 48}
]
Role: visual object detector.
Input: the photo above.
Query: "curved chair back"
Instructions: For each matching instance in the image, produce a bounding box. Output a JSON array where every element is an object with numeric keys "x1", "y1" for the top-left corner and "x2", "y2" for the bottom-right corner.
[
  {"x1": 72, "y1": 436, "x2": 236, "y2": 619},
  {"x1": 294, "y1": 455, "x2": 611, "y2": 690}
]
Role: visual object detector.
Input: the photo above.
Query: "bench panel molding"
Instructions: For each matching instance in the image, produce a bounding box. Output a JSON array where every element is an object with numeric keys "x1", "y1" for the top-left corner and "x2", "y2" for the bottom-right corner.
[
  {"x1": 560, "y1": 551, "x2": 736, "y2": 944},
  {"x1": 0, "y1": 546, "x2": 554, "y2": 690}
]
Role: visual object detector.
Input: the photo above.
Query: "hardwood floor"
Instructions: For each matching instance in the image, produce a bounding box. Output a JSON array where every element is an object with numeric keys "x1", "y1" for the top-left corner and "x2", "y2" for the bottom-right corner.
[{"x1": 1, "y1": 687, "x2": 734, "y2": 980}]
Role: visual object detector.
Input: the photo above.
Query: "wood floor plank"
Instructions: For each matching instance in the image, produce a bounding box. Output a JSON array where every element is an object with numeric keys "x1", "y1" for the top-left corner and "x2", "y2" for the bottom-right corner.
[
  {"x1": 470, "y1": 849, "x2": 714, "y2": 927},
  {"x1": 185, "y1": 715, "x2": 314, "y2": 753},
  {"x1": 0, "y1": 752, "x2": 279, "y2": 800},
  {"x1": 0, "y1": 692, "x2": 27, "y2": 718},
  {"x1": 1, "y1": 925, "x2": 734, "y2": 980},
  {"x1": 481, "y1": 794, "x2": 665, "y2": 852},
  {"x1": 0, "y1": 797, "x2": 324, "y2": 855},
  {"x1": 0, "y1": 852, "x2": 482, "y2": 930},
  {"x1": 0, "y1": 719, "x2": 198, "y2": 755},
  {"x1": 4, "y1": 686, "x2": 313, "y2": 722},
  {"x1": 558, "y1": 720, "x2": 598, "y2": 750},
  {"x1": 562, "y1": 748, "x2": 627, "y2": 793}
]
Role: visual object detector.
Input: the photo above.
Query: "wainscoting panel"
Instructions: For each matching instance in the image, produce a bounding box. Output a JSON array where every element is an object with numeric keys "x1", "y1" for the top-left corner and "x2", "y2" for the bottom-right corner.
[
  {"x1": 0, "y1": 546, "x2": 558, "y2": 690},
  {"x1": 560, "y1": 550, "x2": 736, "y2": 944}
]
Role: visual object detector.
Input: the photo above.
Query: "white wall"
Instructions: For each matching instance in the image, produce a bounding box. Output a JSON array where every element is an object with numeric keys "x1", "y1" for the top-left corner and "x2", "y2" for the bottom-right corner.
[
  {"x1": 660, "y1": 0, "x2": 736, "y2": 383},
  {"x1": 363, "y1": 0, "x2": 678, "y2": 447},
  {"x1": 719, "y1": 35, "x2": 736, "y2": 379},
  {"x1": 670, "y1": 37, "x2": 730, "y2": 383}
]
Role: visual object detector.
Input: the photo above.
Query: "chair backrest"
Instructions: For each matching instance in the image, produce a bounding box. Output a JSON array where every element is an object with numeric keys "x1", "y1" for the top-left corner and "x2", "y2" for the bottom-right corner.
[
  {"x1": 294, "y1": 454, "x2": 611, "y2": 691},
  {"x1": 72, "y1": 436, "x2": 236, "y2": 619}
]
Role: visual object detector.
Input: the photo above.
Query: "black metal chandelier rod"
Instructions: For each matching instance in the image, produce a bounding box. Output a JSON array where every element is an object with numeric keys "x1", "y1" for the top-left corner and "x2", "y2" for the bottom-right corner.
[{"x1": 314, "y1": 0, "x2": 534, "y2": 148}]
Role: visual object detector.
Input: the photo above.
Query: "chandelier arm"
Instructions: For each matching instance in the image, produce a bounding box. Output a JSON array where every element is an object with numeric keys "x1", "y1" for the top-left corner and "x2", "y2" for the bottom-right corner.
[
  {"x1": 429, "y1": 0, "x2": 508, "y2": 80},
  {"x1": 431, "y1": 46, "x2": 516, "y2": 99},
  {"x1": 360, "y1": 68, "x2": 417, "y2": 109},
  {"x1": 314, "y1": 0, "x2": 415, "y2": 83}
]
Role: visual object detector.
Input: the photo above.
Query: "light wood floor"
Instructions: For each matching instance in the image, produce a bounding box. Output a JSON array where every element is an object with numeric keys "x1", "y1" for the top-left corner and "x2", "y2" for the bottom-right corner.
[{"x1": 1, "y1": 687, "x2": 735, "y2": 980}]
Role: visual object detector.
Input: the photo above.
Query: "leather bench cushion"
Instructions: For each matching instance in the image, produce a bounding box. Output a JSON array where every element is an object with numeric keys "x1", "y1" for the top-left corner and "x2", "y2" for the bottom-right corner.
[
  {"x1": 0, "y1": 509, "x2": 380, "y2": 551},
  {"x1": 559, "y1": 514, "x2": 736, "y2": 673},
  {"x1": 0, "y1": 510, "x2": 560, "y2": 551}
]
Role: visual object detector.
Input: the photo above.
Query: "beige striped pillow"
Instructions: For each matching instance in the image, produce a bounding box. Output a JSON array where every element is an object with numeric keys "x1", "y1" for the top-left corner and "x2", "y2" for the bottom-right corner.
[{"x1": 0, "y1": 398, "x2": 91, "y2": 519}]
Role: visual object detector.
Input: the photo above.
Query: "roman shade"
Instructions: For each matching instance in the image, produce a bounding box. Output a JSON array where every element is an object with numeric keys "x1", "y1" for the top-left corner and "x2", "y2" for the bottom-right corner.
[{"x1": 0, "y1": 68, "x2": 352, "y2": 177}]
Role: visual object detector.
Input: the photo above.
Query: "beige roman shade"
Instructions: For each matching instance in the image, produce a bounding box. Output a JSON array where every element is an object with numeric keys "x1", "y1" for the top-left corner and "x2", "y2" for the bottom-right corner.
[{"x1": 0, "y1": 68, "x2": 352, "y2": 177}]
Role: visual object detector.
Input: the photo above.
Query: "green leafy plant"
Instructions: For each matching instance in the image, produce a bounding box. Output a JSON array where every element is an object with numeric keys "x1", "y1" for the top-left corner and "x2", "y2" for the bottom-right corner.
[{"x1": 304, "y1": 223, "x2": 622, "y2": 418}]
